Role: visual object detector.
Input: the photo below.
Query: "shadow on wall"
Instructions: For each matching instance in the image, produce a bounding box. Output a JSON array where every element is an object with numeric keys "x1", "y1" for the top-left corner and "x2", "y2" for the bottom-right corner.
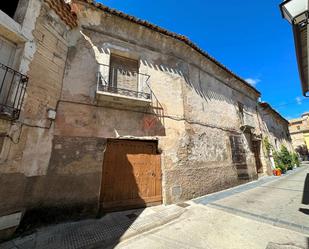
[
  {"x1": 74, "y1": 32, "x2": 166, "y2": 137},
  {"x1": 299, "y1": 173, "x2": 309, "y2": 215},
  {"x1": 140, "y1": 58, "x2": 239, "y2": 107},
  {"x1": 83, "y1": 28, "x2": 245, "y2": 108},
  {"x1": 16, "y1": 137, "x2": 107, "y2": 234}
]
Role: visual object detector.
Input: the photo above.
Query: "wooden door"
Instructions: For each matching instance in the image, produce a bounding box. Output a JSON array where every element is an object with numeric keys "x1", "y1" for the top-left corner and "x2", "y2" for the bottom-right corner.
[
  {"x1": 100, "y1": 139, "x2": 162, "y2": 211},
  {"x1": 252, "y1": 140, "x2": 263, "y2": 173}
]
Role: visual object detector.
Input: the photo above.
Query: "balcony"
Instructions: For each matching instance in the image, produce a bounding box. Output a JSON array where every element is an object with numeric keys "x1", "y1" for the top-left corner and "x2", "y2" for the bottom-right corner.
[
  {"x1": 96, "y1": 64, "x2": 152, "y2": 107},
  {"x1": 240, "y1": 112, "x2": 256, "y2": 133},
  {"x1": 0, "y1": 62, "x2": 28, "y2": 120}
]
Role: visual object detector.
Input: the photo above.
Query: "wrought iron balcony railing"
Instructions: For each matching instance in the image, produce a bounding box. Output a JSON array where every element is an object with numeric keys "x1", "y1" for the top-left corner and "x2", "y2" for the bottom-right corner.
[
  {"x1": 97, "y1": 64, "x2": 152, "y2": 101},
  {"x1": 97, "y1": 85, "x2": 151, "y2": 100},
  {"x1": 0, "y1": 63, "x2": 28, "y2": 120}
]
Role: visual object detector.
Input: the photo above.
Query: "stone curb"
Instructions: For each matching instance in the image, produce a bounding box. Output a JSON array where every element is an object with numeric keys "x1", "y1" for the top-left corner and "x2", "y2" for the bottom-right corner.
[
  {"x1": 89, "y1": 206, "x2": 187, "y2": 249},
  {"x1": 0, "y1": 205, "x2": 187, "y2": 249},
  {"x1": 193, "y1": 166, "x2": 305, "y2": 206}
]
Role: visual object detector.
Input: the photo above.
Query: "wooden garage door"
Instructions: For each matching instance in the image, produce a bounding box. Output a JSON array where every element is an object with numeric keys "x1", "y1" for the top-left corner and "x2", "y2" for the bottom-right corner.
[{"x1": 100, "y1": 140, "x2": 162, "y2": 211}]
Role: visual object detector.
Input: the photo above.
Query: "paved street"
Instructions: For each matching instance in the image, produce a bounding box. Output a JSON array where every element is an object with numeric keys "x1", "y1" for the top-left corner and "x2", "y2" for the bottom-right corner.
[
  {"x1": 116, "y1": 164, "x2": 309, "y2": 249},
  {"x1": 194, "y1": 164, "x2": 309, "y2": 234},
  {"x1": 1, "y1": 164, "x2": 309, "y2": 249}
]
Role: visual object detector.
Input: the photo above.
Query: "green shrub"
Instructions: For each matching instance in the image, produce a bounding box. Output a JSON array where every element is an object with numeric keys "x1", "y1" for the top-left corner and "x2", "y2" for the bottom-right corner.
[
  {"x1": 263, "y1": 136, "x2": 272, "y2": 156},
  {"x1": 280, "y1": 145, "x2": 293, "y2": 170},
  {"x1": 273, "y1": 145, "x2": 295, "y2": 172},
  {"x1": 273, "y1": 151, "x2": 287, "y2": 173},
  {"x1": 291, "y1": 152, "x2": 300, "y2": 167}
]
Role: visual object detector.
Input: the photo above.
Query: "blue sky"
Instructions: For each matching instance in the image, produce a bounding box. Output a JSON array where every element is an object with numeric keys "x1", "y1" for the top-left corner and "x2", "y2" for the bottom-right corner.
[{"x1": 99, "y1": 0, "x2": 309, "y2": 119}]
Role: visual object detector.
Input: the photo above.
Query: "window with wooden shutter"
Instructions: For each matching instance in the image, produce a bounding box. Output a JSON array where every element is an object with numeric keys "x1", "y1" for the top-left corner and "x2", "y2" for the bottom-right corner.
[{"x1": 109, "y1": 54, "x2": 139, "y2": 92}]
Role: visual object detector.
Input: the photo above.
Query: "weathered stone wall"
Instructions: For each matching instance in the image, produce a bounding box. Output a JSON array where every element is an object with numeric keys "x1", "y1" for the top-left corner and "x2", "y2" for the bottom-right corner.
[
  {"x1": 290, "y1": 132, "x2": 306, "y2": 149},
  {"x1": 0, "y1": 0, "x2": 267, "y2": 227},
  {"x1": 259, "y1": 108, "x2": 292, "y2": 151},
  {"x1": 258, "y1": 105, "x2": 294, "y2": 173},
  {"x1": 0, "y1": 1, "x2": 71, "y2": 217},
  {"x1": 289, "y1": 116, "x2": 309, "y2": 150},
  {"x1": 57, "y1": 2, "x2": 261, "y2": 205},
  {"x1": 24, "y1": 136, "x2": 104, "y2": 214}
]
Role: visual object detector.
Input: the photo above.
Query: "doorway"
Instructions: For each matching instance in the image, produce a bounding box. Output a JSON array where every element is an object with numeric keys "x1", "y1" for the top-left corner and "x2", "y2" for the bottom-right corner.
[
  {"x1": 100, "y1": 139, "x2": 162, "y2": 212},
  {"x1": 252, "y1": 140, "x2": 263, "y2": 174}
]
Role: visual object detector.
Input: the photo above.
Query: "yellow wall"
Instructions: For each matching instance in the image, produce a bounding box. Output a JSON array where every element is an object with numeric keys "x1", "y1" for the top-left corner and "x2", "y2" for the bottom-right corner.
[{"x1": 303, "y1": 132, "x2": 309, "y2": 148}]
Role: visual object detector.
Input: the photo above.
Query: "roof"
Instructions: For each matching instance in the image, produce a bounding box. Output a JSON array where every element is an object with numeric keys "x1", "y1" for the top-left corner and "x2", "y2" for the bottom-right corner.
[
  {"x1": 45, "y1": 0, "x2": 78, "y2": 28},
  {"x1": 73, "y1": 0, "x2": 261, "y2": 96},
  {"x1": 289, "y1": 117, "x2": 303, "y2": 124},
  {"x1": 259, "y1": 102, "x2": 289, "y2": 125}
]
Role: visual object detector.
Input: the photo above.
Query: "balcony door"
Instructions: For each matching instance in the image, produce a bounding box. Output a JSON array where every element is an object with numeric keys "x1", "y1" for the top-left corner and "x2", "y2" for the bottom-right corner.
[
  {"x1": 0, "y1": 36, "x2": 17, "y2": 112},
  {"x1": 109, "y1": 54, "x2": 138, "y2": 93},
  {"x1": 0, "y1": 36, "x2": 16, "y2": 67}
]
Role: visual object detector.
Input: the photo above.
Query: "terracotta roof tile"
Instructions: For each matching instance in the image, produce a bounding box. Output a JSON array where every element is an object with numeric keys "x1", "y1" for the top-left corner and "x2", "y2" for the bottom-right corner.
[{"x1": 45, "y1": 0, "x2": 78, "y2": 28}]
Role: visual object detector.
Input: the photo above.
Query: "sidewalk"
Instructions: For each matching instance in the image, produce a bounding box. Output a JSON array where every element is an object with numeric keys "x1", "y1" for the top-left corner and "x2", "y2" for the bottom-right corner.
[
  {"x1": 114, "y1": 204, "x2": 308, "y2": 249},
  {"x1": 114, "y1": 165, "x2": 309, "y2": 249},
  {"x1": 1, "y1": 165, "x2": 308, "y2": 249},
  {"x1": 194, "y1": 164, "x2": 309, "y2": 234},
  {"x1": 0, "y1": 205, "x2": 186, "y2": 249}
]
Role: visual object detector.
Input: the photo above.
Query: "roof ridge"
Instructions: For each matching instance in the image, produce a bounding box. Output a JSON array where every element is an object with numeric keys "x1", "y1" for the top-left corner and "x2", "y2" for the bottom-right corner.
[{"x1": 259, "y1": 102, "x2": 289, "y2": 124}]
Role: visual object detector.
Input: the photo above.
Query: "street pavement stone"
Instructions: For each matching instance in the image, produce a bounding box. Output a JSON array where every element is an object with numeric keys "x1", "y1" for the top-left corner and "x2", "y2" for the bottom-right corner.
[
  {"x1": 1, "y1": 164, "x2": 309, "y2": 249},
  {"x1": 194, "y1": 164, "x2": 309, "y2": 235},
  {"x1": 0, "y1": 205, "x2": 186, "y2": 249}
]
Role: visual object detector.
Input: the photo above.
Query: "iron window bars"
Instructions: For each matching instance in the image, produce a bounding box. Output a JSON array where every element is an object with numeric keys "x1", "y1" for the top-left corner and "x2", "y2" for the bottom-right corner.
[
  {"x1": 0, "y1": 62, "x2": 28, "y2": 120},
  {"x1": 97, "y1": 64, "x2": 152, "y2": 101}
]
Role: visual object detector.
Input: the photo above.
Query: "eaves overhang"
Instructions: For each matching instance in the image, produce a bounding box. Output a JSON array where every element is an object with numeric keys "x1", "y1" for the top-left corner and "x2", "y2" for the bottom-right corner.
[
  {"x1": 73, "y1": 0, "x2": 261, "y2": 97},
  {"x1": 293, "y1": 21, "x2": 309, "y2": 96},
  {"x1": 259, "y1": 102, "x2": 289, "y2": 125}
]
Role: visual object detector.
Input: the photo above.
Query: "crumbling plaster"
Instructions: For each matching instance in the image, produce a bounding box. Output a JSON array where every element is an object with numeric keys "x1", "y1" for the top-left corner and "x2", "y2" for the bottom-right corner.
[
  {"x1": 0, "y1": 1, "x2": 76, "y2": 219},
  {"x1": 259, "y1": 107, "x2": 293, "y2": 151},
  {"x1": 57, "y1": 2, "x2": 262, "y2": 204}
]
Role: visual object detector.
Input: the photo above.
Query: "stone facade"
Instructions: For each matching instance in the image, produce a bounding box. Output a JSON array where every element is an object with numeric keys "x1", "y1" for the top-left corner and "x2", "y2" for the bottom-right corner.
[
  {"x1": 289, "y1": 113, "x2": 309, "y2": 158},
  {"x1": 258, "y1": 102, "x2": 293, "y2": 174},
  {"x1": 0, "y1": 0, "x2": 77, "y2": 239},
  {"x1": 0, "y1": 0, "x2": 293, "y2": 240},
  {"x1": 59, "y1": 0, "x2": 263, "y2": 205}
]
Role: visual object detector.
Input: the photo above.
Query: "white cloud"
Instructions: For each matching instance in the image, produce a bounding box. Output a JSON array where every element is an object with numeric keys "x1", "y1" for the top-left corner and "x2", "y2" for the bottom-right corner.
[
  {"x1": 245, "y1": 78, "x2": 261, "y2": 86},
  {"x1": 296, "y1": 96, "x2": 303, "y2": 105}
]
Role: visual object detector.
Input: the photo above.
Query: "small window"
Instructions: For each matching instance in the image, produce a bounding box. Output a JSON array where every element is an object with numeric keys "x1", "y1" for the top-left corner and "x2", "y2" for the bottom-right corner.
[
  {"x1": 109, "y1": 54, "x2": 139, "y2": 92},
  {"x1": 297, "y1": 125, "x2": 301, "y2": 130},
  {"x1": 0, "y1": 0, "x2": 20, "y2": 19}
]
